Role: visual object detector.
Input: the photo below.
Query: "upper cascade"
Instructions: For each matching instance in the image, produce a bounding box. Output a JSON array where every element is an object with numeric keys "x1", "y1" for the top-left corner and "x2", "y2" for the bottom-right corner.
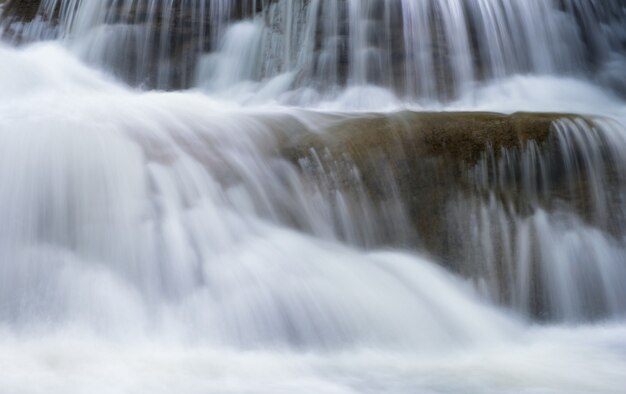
[{"x1": 1, "y1": 0, "x2": 625, "y2": 102}]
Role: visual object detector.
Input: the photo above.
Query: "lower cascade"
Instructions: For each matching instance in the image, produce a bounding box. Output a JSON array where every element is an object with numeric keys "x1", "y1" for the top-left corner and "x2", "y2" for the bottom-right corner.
[{"x1": 0, "y1": 1, "x2": 626, "y2": 393}]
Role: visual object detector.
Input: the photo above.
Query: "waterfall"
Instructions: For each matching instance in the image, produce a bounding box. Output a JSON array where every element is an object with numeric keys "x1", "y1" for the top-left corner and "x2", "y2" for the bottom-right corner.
[
  {"x1": 284, "y1": 113, "x2": 626, "y2": 321},
  {"x1": 1, "y1": 1, "x2": 626, "y2": 393},
  {"x1": 0, "y1": 44, "x2": 518, "y2": 348},
  {"x1": 3, "y1": 0, "x2": 625, "y2": 98}
]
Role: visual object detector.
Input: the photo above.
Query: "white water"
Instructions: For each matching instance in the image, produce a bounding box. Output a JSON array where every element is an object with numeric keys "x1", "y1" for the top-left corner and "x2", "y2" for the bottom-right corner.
[
  {"x1": 0, "y1": 37, "x2": 625, "y2": 394},
  {"x1": 4, "y1": 0, "x2": 625, "y2": 98},
  {"x1": 2, "y1": 324, "x2": 626, "y2": 394},
  {"x1": 0, "y1": 42, "x2": 517, "y2": 342},
  {"x1": 1, "y1": 1, "x2": 626, "y2": 393}
]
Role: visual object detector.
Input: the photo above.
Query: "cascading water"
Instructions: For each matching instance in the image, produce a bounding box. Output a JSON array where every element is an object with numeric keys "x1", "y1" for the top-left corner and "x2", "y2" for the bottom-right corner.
[
  {"x1": 1, "y1": 0, "x2": 626, "y2": 393},
  {"x1": 3, "y1": 0, "x2": 625, "y2": 98},
  {"x1": 287, "y1": 114, "x2": 626, "y2": 321}
]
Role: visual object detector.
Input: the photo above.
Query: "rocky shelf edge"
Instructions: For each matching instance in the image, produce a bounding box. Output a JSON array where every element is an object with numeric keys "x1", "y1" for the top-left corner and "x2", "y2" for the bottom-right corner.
[
  {"x1": 280, "y1": 111, "x2": 620, "y2": 317},
  {"x1": 281, "y1": 111, "x2": 578, "y2": 250},
  {"x1": 282, "y1": 111, "x2": 565, "y2": 165}
]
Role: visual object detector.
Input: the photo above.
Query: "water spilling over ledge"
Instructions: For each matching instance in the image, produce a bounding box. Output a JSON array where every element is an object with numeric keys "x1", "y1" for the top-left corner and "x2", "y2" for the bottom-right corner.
[
  {"x1": 0, "y1": 1, "x2": 626, "y2": 393},
  {"x1": 283, "y1": 112, "x2": 626, "y2": 320},
  {"x1": 2, "y1": 0, "x2": 625, "y2": 99}
]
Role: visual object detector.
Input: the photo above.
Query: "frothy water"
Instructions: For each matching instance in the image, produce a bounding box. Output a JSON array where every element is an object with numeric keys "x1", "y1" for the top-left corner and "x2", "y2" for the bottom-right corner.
[
  {"x1": 1, "y1": 1, "x2": 626, "y2": 393},
  {"x1": 2, "y1": 324, "x2": 626, "y2": 394},
  {"x1": 0, "y1": 43, "x2": 517, "y2": 347}
]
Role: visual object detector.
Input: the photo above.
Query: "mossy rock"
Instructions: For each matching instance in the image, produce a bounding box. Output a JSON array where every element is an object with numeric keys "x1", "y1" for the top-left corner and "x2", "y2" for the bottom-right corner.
[
  {"x1": 284, "y1": 111, "x2": 573, "y2": 164},
  {"x1": 281, "y1": 111, "x2": 587, "y2": 260},
  {"x1": 281, "y1": 110, "x2": 617, "y2": 319},
  {"x1": 282, "y1": 111, "x2": 579, "y2": 206}
]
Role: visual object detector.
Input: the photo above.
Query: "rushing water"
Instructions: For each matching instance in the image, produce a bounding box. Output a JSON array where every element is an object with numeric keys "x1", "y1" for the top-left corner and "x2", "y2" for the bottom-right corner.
[
  {"x1": 4, "y1": 0, "x2": 626, "y2": 98},
  {"x1": 1, "y1": 1, "x2": 626, "y2": 393}
]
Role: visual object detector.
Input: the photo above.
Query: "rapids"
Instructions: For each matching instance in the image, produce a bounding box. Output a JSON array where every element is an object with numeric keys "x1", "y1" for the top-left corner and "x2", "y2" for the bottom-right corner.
[{"x1": 0, "y1": 1, "x2": 626, "y2": 393}]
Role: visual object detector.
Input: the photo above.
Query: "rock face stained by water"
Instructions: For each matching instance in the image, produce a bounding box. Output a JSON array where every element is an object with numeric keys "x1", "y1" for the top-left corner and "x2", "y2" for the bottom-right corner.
[
  {"x1": 283, "y1": 111, "x2": 626, "y2": 320},
  {"x1": 1, "y1": 0, "x2": 40, "y2": 22},
  {"x1": 282, "y1": 111, "x2": 560, "y2": 250}
]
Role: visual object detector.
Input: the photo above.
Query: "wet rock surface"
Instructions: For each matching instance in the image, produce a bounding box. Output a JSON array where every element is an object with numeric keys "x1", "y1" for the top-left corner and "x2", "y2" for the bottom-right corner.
[
  {"x1": 282, "y1": 111, "x2": 624, "y2": 319},
  {"x1": 1, "y1": 0, "x2": 41, "y2": 22},
  {"x1": 282, "y1": 111, "x2": 566, "y2": 249}
]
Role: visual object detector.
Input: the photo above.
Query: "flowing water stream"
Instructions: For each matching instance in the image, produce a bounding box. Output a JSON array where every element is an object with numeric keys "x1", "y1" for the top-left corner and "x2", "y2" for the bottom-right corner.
[{"x1": 1, "y1": 1, "x2": 626, "y2": 393}]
